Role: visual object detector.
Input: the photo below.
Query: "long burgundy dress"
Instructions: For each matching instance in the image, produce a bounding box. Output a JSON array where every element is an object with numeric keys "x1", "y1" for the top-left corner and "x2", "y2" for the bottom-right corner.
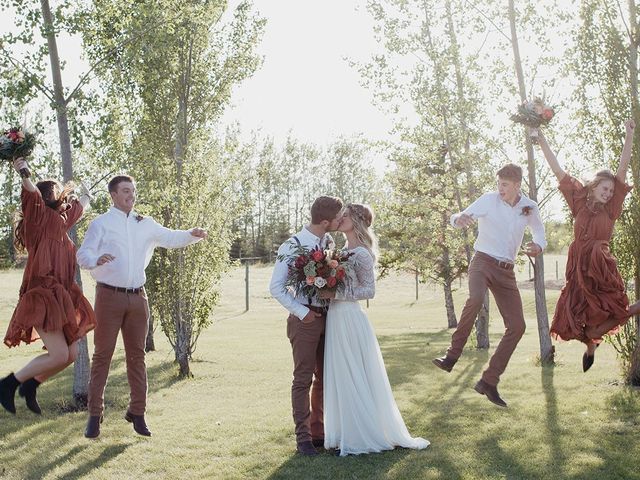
[
  {"x1": 550, "y1": 174, "x2": 632, "y2": 344},
  {"x1": 4, "y1": 187, "x2": 96, "y2": 347}
]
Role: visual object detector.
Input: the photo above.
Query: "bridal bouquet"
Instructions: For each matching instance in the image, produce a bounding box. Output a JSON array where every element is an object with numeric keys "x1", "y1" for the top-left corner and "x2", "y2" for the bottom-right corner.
[
  {"x1": 510, "y1": 98, "x2": 555, "y2": 144},
  {"x1": 0, "y1": 127, "x2": 36, "y2": 178},
  {"x1": 278, "y1": 244, "x2": 353, "y2": 302}
]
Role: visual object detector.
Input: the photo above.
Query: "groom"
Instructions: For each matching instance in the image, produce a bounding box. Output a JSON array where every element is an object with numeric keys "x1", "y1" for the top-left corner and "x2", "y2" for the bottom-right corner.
[
  {"x1": 433, "y1": 163, "x2": 546, "y2": 407},
  {"x1": 270, "y1": 196, "x2": 343, "y2": 456}
]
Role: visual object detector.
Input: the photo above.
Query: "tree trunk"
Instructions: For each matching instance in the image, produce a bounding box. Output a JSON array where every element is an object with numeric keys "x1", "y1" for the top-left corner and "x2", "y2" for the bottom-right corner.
[
  {"x1": 145, "y1": 312, "x2": 156, "y2": 352},
  {"x1": 440, "y1": 224, "x2": 457, "y2": 328},
  {"x1": 41, "y1": 0, "x2": 91, "y2": 405},
  {"x1": 175, "y1": 310, "x2": 191, "y2": 377},
  {"x1": 475, "y1": 292, "x2": 490, "y2": 349},
  {"x1": 444, "y1": 0, "x2": 490, "y2": 348},
  {"x1": 508, "y1": 0, "x2": 554, "y2": 365},
  {"x1": 628, "y1": 0, "x2": 640, "y2": 384},
  {"x1": 3, "y1": 172, "x2": 16, "y2": 264},
  {"x1": 444, "y1": 281, "x2": 457, "y2": 328},
  {"x1": 171, "y1": 36, "x2": 193, "y2": 378},
  {"x1": 422, "y1": 9, "x2": 469, "y2": 335}
]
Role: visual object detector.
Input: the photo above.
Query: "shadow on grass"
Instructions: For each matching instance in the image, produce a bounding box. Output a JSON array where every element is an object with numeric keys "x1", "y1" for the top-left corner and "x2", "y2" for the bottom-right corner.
[
  {"x1": 62, "y1": 442, "x2": 132, "y2": 479},
  {"x1": 0, "y1": 357, "x2": 178, "y2": 478},
  {"x1": 265, "y1": 448, "x2": 413, "y2": 480},
  {"x1": 258, "y1": 330, "x2": 491, "y2": 480},
  {"x1": 0, "y1": 412, "x2": 133, "y2": 480},
  {"x1": 540, "y1": 365, "x2": 565, "y2": 473},
  {"x1": 386, "y1": 331, "x2": 489, "y2": 480},
  {"x1": 0, "y1": 358, "x2": 179, "y2": 435}
]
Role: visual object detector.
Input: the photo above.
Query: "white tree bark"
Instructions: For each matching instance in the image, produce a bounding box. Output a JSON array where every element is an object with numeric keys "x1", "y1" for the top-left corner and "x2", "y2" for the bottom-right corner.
[
  {"x1": 40, "y1": 0, "x2": 91, "y2": 405},
  {"x1": 508, "y1": 0, "x2": 554, "y2": 365}
]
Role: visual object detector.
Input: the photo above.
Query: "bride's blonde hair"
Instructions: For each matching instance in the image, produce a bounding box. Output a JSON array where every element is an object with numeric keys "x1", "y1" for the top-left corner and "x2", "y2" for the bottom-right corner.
[{"x1": 346, "y1": 203, "x2": 378, "y2": 261}]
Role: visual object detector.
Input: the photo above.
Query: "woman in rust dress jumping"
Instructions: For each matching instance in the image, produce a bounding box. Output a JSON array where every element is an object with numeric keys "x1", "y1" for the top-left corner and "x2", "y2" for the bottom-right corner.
[
  {"x1": 536, "y1": 120, "x2": 640, "y2": 371},
  {"x1": 0, "y1": 157, "x2": 96, "y2": 415}
]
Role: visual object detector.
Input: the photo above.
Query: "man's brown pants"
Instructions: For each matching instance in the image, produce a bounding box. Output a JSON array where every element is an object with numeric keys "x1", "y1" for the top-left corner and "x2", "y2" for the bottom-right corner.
[
  {"x1": 447, "y1": 252, "x2": 526, "y2": 386},
  {"x1": 88, "y1": 286, "x2": 150, "y2": 417},
  {"x1": 287, "y1": 313, "x2": 325, "y2": 444}
]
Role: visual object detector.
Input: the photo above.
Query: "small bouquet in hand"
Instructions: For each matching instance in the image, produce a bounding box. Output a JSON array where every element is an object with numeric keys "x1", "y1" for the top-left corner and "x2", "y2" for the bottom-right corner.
[
  {"x1": 278, "y1": 244, "x2": 353, "y2": 304},
  {"x1": 0, "y1": 127, "x2": 36, "y2": 178},
  {"x1": 510, "y1": 98, "x2": 555, "y2": 144}
]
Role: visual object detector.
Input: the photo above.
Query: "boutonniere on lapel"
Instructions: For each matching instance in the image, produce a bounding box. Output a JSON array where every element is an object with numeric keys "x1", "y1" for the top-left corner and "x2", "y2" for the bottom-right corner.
[
  {"x1": 520, "y1": 206, "x2": 532, "y2": 216},
  {"x1": 135, "y1": 214, "x2": 144, "y2": 223}
]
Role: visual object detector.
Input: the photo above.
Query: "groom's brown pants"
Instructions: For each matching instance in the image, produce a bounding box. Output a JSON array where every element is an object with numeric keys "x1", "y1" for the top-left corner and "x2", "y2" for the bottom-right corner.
[
  {"x1": 88, "y1": 285, "x2": 150, "y2": 417},
  {"x1": 446, "y1": 252, "x2": 526, "y2": 386},
  {"x1": 287, "y1": 310, "x2": 326, "y2": 444}
]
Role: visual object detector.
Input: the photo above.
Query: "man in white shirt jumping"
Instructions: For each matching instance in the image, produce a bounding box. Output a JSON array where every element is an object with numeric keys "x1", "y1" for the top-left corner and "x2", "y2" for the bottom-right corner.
[
  {"x1": 77, "y1": 175, "x2": 207, "y2": 438},
  {"x1": 433, "y1": 163, "x2": 546, "y2": 407}
]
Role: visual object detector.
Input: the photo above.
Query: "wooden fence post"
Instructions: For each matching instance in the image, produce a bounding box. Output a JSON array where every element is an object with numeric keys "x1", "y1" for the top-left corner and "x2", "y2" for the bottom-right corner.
[
  {"x1": 245, "y1": 261, "x2": 249, "y2": 312},
  {"x1": 240, "y1": 257, "x2": 264, "y2": 312}
]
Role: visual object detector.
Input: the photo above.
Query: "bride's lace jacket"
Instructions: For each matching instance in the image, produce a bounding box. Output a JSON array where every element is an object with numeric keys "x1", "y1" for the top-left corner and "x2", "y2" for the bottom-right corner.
[{"x1": 335, "y1": 246, "x2": 376, "y2": 302}]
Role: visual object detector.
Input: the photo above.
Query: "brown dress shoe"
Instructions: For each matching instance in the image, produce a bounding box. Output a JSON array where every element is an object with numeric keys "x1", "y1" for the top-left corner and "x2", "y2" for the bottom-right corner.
[
  {"x1": 296, "y1": 440, "x2": 319, "y2": 456},
  {"x1": 432, "y1": 356, "x2": 457, "y2": 373},
  {"x1": 125, "y1": 411, "x2": 152, "y2": 437},
  {"x1": 474, "y1": 379, "x2": 507, "y2": 408}
]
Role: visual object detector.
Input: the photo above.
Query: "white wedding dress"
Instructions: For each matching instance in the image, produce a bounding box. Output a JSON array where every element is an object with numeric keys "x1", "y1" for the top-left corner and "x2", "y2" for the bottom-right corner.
[{"x1": 323, "y1": 246, "x2": 430, "y2": 456}]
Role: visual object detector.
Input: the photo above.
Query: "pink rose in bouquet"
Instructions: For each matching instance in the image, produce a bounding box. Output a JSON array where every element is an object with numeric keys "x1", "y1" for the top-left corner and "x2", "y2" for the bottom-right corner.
[
  {"x1": 510, "y1": 98, "x2": 555, "y2": 144},
  {"x1": 1, "y1": 127, "x2": 36, "y2": 178}
]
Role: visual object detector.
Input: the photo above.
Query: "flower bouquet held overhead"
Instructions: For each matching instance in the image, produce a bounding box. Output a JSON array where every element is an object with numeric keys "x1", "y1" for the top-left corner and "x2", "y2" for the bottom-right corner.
[
  {"x1": 0, "y1": 127, "x2": 35, "y2": 178},
  {"x1": 510, "y1": 98, "x2": 554, "y2": 144},
  {"x1": 277, "y1": 244, "x2": 353, "y2": 304}
]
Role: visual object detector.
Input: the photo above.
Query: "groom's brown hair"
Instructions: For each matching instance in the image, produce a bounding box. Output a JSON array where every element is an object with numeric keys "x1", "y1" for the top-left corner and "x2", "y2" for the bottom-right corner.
[
  {"x1": 497, "y1": 163, "x2": 523, "y2": 183},
  {"x1": 311, "y1": 196, "x2": 343, "y2": 224}
]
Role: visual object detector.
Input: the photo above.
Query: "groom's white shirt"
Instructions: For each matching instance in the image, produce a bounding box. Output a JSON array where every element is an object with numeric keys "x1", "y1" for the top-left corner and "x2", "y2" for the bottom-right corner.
[
  {"x1": 270, "y1": 226, "x2": 334, "y2": 320},
  {"x1": 450, "y1": 192, "x2": 546, "y2": 263}
]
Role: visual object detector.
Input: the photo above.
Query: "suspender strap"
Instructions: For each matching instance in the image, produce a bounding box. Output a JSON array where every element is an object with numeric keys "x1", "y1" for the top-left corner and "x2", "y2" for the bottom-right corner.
[{"x1": 292, "y1": 235, "x2": 313, "y2": 305}]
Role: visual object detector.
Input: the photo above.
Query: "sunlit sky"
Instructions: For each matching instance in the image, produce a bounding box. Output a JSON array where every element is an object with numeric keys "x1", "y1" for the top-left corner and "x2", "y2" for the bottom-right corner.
[
  {"x1": 1, "y1": 1, "x2": 621, "y2": 190},
  {"x1": 221, "y1": 1, "x2": 394, "y2": 150}
]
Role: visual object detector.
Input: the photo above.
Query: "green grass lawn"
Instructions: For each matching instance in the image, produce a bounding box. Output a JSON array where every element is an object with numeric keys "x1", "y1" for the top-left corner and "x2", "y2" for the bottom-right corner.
[{"x1": 0, "y1": 263, "x2": 638, "y2": 480}]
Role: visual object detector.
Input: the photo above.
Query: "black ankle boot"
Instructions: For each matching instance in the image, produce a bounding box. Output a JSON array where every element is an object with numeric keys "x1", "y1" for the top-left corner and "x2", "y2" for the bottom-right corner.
[
  {"x1": 85, "y1": 415, "x2": 103, "y2": 438},
  {"x1": 18, "y1": 378, "x2": 42, "y2": 414},
  {"x1": 0, "y1": 373, "x2": 20, "y2": 414},
  {"x1": 125, "y1": 411, "x2": 152, "y2": 437}
]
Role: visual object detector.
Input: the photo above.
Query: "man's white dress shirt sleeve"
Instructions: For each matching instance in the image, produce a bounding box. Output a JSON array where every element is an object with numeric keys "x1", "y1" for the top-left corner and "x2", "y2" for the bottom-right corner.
[
  {"x1": 77, "y1": 219, "x2": 102, "y2": 270},
  {"x1": 450, "y1": 194, "x2": 490, "y2": 228},
  {"x1": 150, "y1": 219, "x2": 202, "y2": 249},
  {"x1": 269, "y1": 240, "x2": 310, "y2": 320}
]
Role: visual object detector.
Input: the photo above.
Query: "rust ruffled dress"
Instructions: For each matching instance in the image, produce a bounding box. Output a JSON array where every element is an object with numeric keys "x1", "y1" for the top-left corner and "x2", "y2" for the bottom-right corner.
[
  {"x1": 3, "y1": 187, "x2": 96, "y2": 347},
  {"x1": 550, "y1": 174, "x2": 632, "y2": 344}
]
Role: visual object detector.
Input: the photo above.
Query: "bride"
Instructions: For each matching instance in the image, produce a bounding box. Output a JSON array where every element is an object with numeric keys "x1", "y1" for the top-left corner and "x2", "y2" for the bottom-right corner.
[{"x1": 319, "y1": 203, "x2": 429, "y2": 456}]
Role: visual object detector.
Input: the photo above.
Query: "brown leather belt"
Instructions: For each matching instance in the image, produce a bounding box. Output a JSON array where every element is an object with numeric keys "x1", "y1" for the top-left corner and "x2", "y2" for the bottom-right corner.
[
  {"x1": 475, "y1": 252, "x2": 514, "y2": 271},
  {"x1": 306, "y1": 305, "x2": 328, "y2": 314},
  {"x1": 97, "y1": 282, "x2": 144, "y2": 295}
]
